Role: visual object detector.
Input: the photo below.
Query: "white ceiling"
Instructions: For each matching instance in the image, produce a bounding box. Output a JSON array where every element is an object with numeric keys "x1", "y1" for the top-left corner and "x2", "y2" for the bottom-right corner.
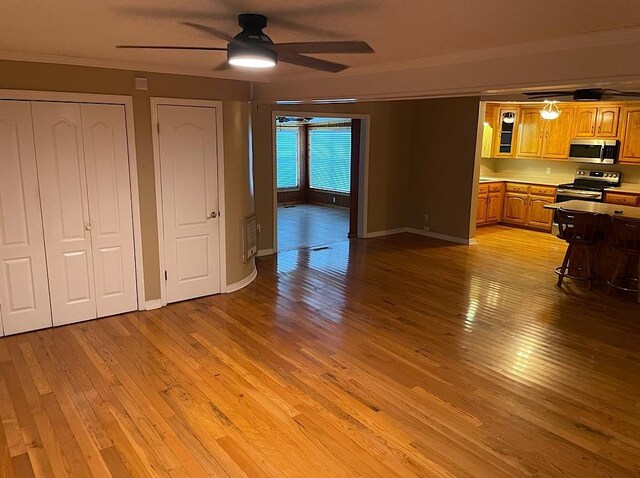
[{"x1": 2, "y1": 0, "x2": 640, "y2": 82}]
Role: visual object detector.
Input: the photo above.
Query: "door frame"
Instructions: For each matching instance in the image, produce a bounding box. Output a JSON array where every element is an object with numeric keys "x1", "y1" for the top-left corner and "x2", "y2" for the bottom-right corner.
[
  {"x1": 150, "y1": 97, "x2": 227, "y2": 307},
  {"x1": 271, "y1": 110, "x2": 371, "y2": 253},
  {"x1": 0, "y1": 89, "x2": 147, "y2": 310}
]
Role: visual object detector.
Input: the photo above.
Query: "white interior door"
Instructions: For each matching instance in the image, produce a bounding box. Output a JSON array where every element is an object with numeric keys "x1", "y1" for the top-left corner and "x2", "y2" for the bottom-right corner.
[
  {"x1": 157, "y1": 105, "x2": 221, "y2": 303},
  {"x1": 81, "y1": 104, "x2": 137, "y2": 317},
  {"x1": 0, "y1": 101, "x2": 53, "y2": 335},
  {"x1": 32, "y1": 102, "x2": 97, "y2": 326}
]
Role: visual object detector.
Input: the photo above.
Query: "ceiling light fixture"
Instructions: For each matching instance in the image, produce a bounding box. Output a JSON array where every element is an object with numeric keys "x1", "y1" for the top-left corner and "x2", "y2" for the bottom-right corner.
[
  {"x1": 540, "y1": 100, "x2": 561, "y2": 120},
  {"x1": 502, "y1": 112, "x2": 516, "y2": 124},
  {"x1": 227, "y1": 42, "x2": 277, "y2": 68}
]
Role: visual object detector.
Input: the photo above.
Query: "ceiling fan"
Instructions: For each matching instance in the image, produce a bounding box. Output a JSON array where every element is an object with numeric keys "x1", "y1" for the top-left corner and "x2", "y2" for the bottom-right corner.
[
  {"x1": 524, "y1": 88, "x2": 640, "y2": 101},
  {"x1": 117, "y1": 13, "x2": 374, "y2": 72}
]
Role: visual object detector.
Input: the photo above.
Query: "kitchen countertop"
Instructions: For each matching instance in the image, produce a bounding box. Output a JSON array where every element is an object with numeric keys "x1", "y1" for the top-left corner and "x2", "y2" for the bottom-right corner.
[
  {"x1": 478, "y1": 175, "x2": 573, "y2": 187},
  {"x1": 544, "y1": 199, "x2": 640, "y2": 219},
  {"x1": 480, "y1": 175, "x2": 640, "y2": 193}
]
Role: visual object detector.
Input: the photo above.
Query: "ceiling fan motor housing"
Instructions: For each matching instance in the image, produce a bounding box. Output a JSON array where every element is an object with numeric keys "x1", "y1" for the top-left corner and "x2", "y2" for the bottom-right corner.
[{"x1": 228, "y1": 13, "x2": 278, "y2": 65}]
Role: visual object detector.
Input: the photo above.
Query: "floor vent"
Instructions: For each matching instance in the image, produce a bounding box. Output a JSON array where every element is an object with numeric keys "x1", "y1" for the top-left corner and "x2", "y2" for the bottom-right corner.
[{"x1": 243, "y1": 214, "x2": 258, "y2": 263}]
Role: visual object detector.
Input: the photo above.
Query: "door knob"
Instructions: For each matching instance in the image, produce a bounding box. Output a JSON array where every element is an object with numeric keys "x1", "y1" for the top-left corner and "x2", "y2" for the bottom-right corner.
[{"x1": 208, "y1": 211, "x2": 218, "y2": 219}]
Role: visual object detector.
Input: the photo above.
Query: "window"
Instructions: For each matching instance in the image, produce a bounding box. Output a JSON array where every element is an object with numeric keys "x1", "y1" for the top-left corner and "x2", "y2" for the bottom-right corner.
[
  {"x1": 276, "y1": 126, "x2": 300, "y2": 189},
  {"x1": 308, "y1": 126, "x2": 351, "y2": 193}
]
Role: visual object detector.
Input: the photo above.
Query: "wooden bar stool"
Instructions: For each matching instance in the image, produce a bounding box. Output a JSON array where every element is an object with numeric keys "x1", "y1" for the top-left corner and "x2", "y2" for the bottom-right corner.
[
  {"x1": 555, "y1": 208, "x2": 603, "y2": 289},
  {"x1": 607, "y1": 215, "x2": 640, "y2": 303}
]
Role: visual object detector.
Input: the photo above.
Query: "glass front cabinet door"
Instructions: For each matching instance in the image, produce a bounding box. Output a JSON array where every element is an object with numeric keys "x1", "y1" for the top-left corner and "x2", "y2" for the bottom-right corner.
[{"x1": 494, "y1": 107, "x2": 519, "y2": 157}]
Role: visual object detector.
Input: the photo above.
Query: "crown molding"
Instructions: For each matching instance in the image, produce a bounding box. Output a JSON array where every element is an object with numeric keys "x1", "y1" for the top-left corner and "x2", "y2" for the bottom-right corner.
[{"x1": 0, "y1": 50, "x2": 269, "y2": 82}]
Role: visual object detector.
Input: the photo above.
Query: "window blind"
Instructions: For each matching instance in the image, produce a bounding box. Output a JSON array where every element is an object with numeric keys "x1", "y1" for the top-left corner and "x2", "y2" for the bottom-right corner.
[
  {"x1": 308, "y1": 126, "x2": 351, "y2": 194},
  {"x1": 276, "y1": 127, "x2": 299, "y2": 189}
]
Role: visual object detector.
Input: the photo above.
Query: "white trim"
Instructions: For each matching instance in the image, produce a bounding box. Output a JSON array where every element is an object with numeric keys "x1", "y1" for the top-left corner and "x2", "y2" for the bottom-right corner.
[
  {"x1": 362, "y1": 227, "x2": 475, "y2": 245},
  {"x1": 271, "y1": 110, "x2": 371, "y2": 253},
  {"x1": 150, "y1": 97, "x2": 227, "y2": 305},
  {"x1": 225, "y1": 268, "x2": 258, "y2": 293},
  {"x1": 363, "y1": 228, "x2": 407, "y2": 239},
  {"x1": 0, "y1": 89, "x2": 147, "y2": 310},
  {"x1": 257, "y1": 248, "x2": 274, "y2": 257},
  {"x1": 144, "y1": 299, "x2": 163, "y2": 310},
  {"x1": 405, "y1": 228, "x2": 474, "y2": 245}
]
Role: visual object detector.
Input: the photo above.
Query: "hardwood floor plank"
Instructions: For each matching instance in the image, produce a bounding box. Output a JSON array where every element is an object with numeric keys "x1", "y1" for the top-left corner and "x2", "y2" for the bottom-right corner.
[{"x1": 0, "y1": 228, "x2": 639, "y2": 476}]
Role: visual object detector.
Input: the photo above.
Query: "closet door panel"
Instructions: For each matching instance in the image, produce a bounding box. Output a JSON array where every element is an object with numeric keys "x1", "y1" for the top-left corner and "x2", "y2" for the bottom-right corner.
[
  {"x1": 0, "y1": 101, "x2": 53, "y2": 334},
  {"x1": 81, "y1": 104, "x2": 137, "y2": 317},
  {"x1": 32, "y1": 102, "x2": 97, "y2": 326}
]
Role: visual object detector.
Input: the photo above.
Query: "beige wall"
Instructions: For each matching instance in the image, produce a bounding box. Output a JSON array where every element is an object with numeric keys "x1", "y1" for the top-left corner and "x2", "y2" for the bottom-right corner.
[
  {"x1": 0, "y1": 60, "x2": 254, "y2": 301},
  {"x1": 252, "y1": 100, "x2": 416, "y2": 251},
  {"x1": 252, "y1": 96, "x2": 481, "y2": 251},
  {"x1": 407, "y1": 97, "x2": 481, "y2": 238}
]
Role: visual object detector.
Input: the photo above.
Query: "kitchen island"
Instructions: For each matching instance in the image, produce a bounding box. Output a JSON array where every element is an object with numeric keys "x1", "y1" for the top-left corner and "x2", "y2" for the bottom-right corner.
[{"x1": 545, "y1": 200, "x2": 640, "y2": 298}]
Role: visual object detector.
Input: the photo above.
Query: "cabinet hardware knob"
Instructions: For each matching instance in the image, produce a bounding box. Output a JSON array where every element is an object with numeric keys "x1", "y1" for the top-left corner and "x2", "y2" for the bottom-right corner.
[{"x1": 85, "y1": 224, "x2": 92, "y2": 232}]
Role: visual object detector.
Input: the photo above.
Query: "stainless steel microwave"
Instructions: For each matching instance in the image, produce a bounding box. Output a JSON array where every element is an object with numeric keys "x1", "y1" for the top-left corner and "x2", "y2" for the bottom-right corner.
[{"x1": 568, "y1": 138, "x2": 619, "y2": 164}]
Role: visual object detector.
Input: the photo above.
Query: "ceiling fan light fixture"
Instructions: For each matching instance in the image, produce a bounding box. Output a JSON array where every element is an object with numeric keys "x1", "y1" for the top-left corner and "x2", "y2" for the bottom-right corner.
[
  {"x1": 540, "y1": 100, "x2": 561, "y2": 120},
  {"x1": 502, "y1": 112, "x2": 516, "y2": 124},
  {"x1": 227, "y1": 44, "x2": 277, "y2": 68}
]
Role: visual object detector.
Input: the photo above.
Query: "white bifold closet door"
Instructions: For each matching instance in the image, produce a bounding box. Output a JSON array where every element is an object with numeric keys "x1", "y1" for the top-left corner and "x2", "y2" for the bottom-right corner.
[
  {"x1": 157, "y1": 105, "x2": 221, "y2": 303},
  {"x1": 0, "y1": 101, "x2": 53, "y2": 335},
  {"x1": 31, "y1": 102, "x2": 137, "y2": 326}
]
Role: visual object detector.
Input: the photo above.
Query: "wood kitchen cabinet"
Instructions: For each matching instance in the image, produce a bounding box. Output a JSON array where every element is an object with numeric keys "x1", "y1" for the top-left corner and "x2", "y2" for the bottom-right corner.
[
  {"x1": 574, "y1": 105, "x2": 620, "y2": 138},
  {"x1": 502, "y1": 183, "x2": 556, "y2": 231},
  {"x1": 493, "y1": 107, "x2": 519, "y2": 157},
  {"x1": 476, "y1": 183, "x2": 503, "y2": 226},
  {"x1": 516, "y1": 107, "x2": 544, "y2": 158},
  {"x1": 604, "y1": 192, "x2": 640, "y2": 206},
  {"x1": 620, "y1": 106, "x2": 640, "y2": 163},
  {"x1": 516, "y1": 105, "x2": 576, "y2": 160},
  {"x1": 503, "y1": 192, "x2": 528, "y2": 224},
  {"x1": 542, "y1": 106, "x2": 575, "y2": 159},
  {"x1": 527, "y1": 195, "x2": 555, "y2": 229}
]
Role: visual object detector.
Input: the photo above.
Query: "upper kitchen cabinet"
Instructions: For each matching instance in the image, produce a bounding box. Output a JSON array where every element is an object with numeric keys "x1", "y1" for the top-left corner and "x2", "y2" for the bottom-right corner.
[
  {"x1": 494, "y1": 106, "x2": 519, "y2": 157},
  {"x1": 542, "y1": 106, "x2": 575, "y2": 159},
  {"x1": 516, "y1": 107, "x2": 544, "y2": 158},
  {"x1": 620, "y1": 106, "x2": 640, "y2": 163},
  {"x1": 574, "y1": 105, "x2": 620, "y2": 138}
]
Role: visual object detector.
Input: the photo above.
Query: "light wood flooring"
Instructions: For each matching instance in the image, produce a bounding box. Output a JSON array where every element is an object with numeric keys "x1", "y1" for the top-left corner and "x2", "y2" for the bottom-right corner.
[
  {"x1": 0, "y1": 226, "x2": 639, "y2": 477},
  {"x1": 277, "y1": 203, "x2": 349, "y2": 252}
]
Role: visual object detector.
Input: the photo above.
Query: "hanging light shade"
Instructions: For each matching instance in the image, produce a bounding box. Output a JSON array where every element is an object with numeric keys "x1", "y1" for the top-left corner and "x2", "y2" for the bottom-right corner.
[
  {"x1": 540, "y1": 101, "x2": 561, "y2": 120},
  {"x1": 502, "y1": 112, "x2": 516, "y2": 124}
]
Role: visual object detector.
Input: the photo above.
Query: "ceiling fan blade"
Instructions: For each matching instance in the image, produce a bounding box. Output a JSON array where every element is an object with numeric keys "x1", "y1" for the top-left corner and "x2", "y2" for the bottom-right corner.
[
  {"x1": 279, "y1": 52, "x2": 348, "y2": 73},
  {"x1": 609, "y1": 90, "x2": 640, "y2": 97},
  {"x1": 212, "y1": 62, "x2": 230, "y2": 72},
  {"x1": 271, "y1": 41, "x2": 374, "y2": 54},
  {"x1": 117, "y1": 45, "x2": 227, "y2": 51},
  {"x1": 181, "y1": 22, "x2": 234, "y2": 42}
]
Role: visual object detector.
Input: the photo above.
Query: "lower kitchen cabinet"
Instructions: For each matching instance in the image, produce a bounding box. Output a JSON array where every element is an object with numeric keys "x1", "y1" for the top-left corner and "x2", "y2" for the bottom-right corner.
[
  {"x1": 527, "y1": 195, "x2": 555, "y2": 229},
  {"x1": 502, "y1": 183, "x2": 556, "y2": 232},
  {"x1": 604, "y1": 192, "x2": 640, "y2": 206},
  {"x1": 503, "y1": 193, "x2": 528, "y2": 224},
  {"x1": 477, "y1": 182, "x2": 503, "y2": 226}
]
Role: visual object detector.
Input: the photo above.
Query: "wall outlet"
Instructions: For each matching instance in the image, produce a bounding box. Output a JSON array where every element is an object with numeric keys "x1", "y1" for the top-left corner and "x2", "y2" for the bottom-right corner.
[
  {"x1": 546, "y1": 167, "x2": 551, "y2": 174},
  {"x1": 256, "y1": 224, "x2": 261, "y2": 234},
  {"x1": 332, "y1": 196, "x2": 336, "y2": 204},
  {"x1": 424, "y1": 214, "x2": 429, "y2": 222},
  {"x1": 423, "y1": 226, "x2": 430, "y2": 231}
]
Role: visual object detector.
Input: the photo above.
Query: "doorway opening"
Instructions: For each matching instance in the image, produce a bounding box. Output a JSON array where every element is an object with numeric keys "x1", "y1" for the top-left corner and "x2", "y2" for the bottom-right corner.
[{"x1": 275, "y1": 115, "x2": 361, "y2": 252}]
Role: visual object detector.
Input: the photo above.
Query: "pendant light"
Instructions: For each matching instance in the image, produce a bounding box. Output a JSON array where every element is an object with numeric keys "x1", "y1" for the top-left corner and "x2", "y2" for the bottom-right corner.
[
  {"x1": 502, "y1": 112, "x2": 516, "y2": 124},
  {"x1": 540, "y1": 101, "x2": 561, "y2": 120}
]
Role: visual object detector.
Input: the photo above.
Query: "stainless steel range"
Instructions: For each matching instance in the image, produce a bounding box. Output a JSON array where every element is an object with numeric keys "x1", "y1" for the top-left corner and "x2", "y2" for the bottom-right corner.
[{"x1": 556, "y1": 169, "x2": 622, "y2": 203}]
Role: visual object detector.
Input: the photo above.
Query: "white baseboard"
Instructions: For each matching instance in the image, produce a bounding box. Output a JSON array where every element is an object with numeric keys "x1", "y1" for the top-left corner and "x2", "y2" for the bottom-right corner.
[
  {"x1": 257, "y1": 248, "x2": 274, "y2": 257},
  {"x1": 363, "y1": 228, "x2": 406, "y2": 238},
  {"x1": 405, "y1": 228, "x2": 474, "y2": 245},
  {"x1": 226, "y1": 268, "x2": 258, "y2": 293},
  {"x1": 144, "y1": 299, "x2": 162, "y2": 310}
]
